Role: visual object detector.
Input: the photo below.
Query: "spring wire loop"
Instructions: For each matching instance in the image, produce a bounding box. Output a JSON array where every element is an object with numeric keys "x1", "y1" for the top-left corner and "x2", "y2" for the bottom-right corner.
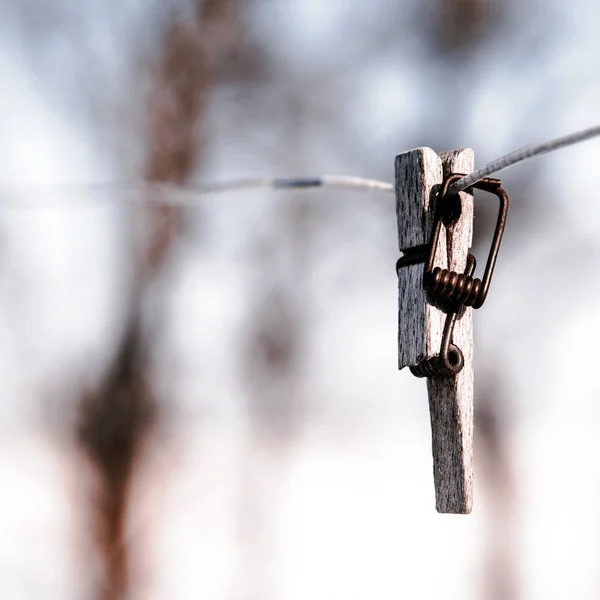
[{"x1": 401, "y1": 174, "x2": 509, "y2": 378}]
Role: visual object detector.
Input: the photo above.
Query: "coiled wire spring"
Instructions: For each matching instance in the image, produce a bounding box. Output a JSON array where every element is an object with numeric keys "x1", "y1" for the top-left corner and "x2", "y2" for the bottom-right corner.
[{"x1": 397, "y1": 173, "x2": 509, "y2": 378}]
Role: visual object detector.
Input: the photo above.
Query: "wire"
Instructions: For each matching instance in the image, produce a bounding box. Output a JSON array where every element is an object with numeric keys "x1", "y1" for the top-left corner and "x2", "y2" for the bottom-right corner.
[
  {"x1": 0, "y1": 175, "x2": 395, "y2": 208},
  {"x1": 1, "y1": 123, "x2": 599, "y2": 207},
  {"x1": 190, "y1": 175, "x2": 394, "y2": 194},
  {"x1": 452, "y1": 124, "x2": 600, "y2": 192}
]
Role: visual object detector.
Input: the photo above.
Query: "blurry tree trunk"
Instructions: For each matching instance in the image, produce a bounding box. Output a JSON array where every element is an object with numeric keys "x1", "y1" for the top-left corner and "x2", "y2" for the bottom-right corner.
[
  {"x1": 76, "y1": 2, "x2": 236, "y2": 598},
  {"x1": 236, "y1": 94, "x2": 312, "y2": 600},
  {"x1": 476, "y1": 376, "x2": 519, "y2": 600},
  {"x1": 430, "y1": 0, "x2": 507, "y2": 56}
]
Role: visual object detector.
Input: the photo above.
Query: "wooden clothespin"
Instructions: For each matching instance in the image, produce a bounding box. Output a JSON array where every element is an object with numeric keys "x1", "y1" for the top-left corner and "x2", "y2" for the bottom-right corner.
[
  {"x1": 396, "y1": 147, "x2": 475, "y2": 514},
  {"x1": 395, "y1": 148, "x2": 508, "y2": 514}
]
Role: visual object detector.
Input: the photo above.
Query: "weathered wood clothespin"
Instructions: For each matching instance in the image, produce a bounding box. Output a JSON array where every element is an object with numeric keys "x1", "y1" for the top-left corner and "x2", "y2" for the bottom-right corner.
[
  {"x1": 395, "y1": 148, "x2": 508, "y2": 514},
  {"x1": 396, "y1": 148, "x2": 475, "y2": 514}
]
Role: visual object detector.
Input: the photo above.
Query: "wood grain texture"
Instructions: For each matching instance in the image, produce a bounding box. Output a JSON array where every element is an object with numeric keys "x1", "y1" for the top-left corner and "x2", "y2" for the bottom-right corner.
[
  {"x1": 396, "y1": 148, "x2": 445, "y2": 368},
  {"x1": 429, "y1": 149, "x2": 474, "y2": 514},
  {"x1": 396, "y1": 148, "x2": 475, "y2": 514}
]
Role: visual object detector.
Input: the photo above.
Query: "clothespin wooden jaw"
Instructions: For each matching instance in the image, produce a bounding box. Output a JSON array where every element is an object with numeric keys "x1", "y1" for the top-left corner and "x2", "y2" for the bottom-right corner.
[{"x1": 396, "y1": 147, "x2": 475, "y2": 514}]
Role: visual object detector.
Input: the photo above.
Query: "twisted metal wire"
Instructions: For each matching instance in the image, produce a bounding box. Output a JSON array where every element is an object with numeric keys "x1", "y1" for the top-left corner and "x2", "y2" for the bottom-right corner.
[{"x1": 452, "y1": 124, "x2": 600, "y2": 192}]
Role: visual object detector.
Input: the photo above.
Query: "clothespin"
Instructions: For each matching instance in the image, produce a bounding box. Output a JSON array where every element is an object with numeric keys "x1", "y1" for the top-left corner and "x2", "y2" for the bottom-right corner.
[{"x1": 395, "y1": 148, "x2": 508, "y2": 514}]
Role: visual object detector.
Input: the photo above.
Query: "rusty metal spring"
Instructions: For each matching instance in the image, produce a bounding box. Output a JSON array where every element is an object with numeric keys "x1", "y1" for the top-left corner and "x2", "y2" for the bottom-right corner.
[
  {"x1": 425, "y1": 261, "x2": 482, "y2": 308},
  {"x1": 423, "y1": 175, "x2": 508, "y2": 312},
  {"x1": 396, "y1": 173, "x2": 509, "y2": 378},
  {"x1": 409, "y1": 344, "x2": 464, "y2": 377},
  {"x1": 408, "y1": 310, "x2": 464, "y2": 378}
]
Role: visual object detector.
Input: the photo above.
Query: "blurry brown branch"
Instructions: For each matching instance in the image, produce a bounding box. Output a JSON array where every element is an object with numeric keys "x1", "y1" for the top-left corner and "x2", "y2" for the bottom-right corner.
[
  {"x1": 476, "y1": 375, "x2": 519, "y2": 600},
  {"x1": 428, "y1": 0, "x2": 508, "y2": 58},
  {"x1": 242, "y1": 93, "x2": 312, "y2": 440},
  {"x1": 76, "y1": 2, "x2": 240, "y2": 599},
  {"x1": 77, "y1": 326, "x2": 155, "y2": 600},
  {"x1": 235, "y1": 93, "x2": 312, "y2": 599}
]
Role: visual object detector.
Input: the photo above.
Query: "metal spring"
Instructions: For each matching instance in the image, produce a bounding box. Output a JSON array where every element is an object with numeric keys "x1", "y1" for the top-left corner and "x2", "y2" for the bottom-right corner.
[
  {"x1": 425, "y1": 257, "x2": 484, "y2": 309},
  {"x1": 396, "y1": 173, "x2": 509, "y2": 379},
  {"x1": 409, "y1": 343, "x2": 464, "y2": 378},
  {"x1": 422, "y1": 175, "x2": 509, "y2": 313}
]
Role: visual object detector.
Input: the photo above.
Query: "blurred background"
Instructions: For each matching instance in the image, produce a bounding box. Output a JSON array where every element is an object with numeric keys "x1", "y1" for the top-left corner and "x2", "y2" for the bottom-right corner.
[{"x1": 0, "y1": 0, "x2": 598, "y2": 598}]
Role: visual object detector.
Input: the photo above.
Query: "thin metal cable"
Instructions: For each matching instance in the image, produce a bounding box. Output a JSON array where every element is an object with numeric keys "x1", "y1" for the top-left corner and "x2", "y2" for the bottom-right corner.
[
  {"x1": 189, "y1": 175, "x2": 394, "y2": 193},
  {"x1": 453, "y1": 124, "x2": 600, "y2": 192},
  {"x1": 1, "y1": 124, "x2": 599, "y2": 207},
  {"x1": 0, "y1": 175, "x2": 394, "y2": 208}
]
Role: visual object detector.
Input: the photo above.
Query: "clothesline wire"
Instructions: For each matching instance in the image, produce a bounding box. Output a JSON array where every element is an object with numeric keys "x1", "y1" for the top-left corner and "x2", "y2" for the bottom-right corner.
[
  {"x1": 0, "y1": 124, "x2": 598, "y2": 207},
  {"x1": 0, "y1": 176, "x2": 394, "y2": 209},
  {"x1": 451, "y1": 123, "x2": 600, "y2": 192}
]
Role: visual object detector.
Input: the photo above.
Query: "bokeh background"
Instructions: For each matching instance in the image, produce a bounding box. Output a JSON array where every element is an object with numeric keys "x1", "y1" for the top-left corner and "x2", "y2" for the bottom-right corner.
[{"x1": 0, "y1": 0, "x2": 599, "y2": 598}]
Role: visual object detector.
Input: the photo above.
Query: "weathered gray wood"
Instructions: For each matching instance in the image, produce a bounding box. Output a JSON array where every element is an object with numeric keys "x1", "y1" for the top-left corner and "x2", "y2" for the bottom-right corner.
[
  {"x1": 396, "y1": 148, "x2": 474, "y2": 514},
  {"x1": 429, "y1": 149, "x2": 474, "y2": 514},
  {"x1": 396, "y1": 148, "x2": 446, "y2": 368}
]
